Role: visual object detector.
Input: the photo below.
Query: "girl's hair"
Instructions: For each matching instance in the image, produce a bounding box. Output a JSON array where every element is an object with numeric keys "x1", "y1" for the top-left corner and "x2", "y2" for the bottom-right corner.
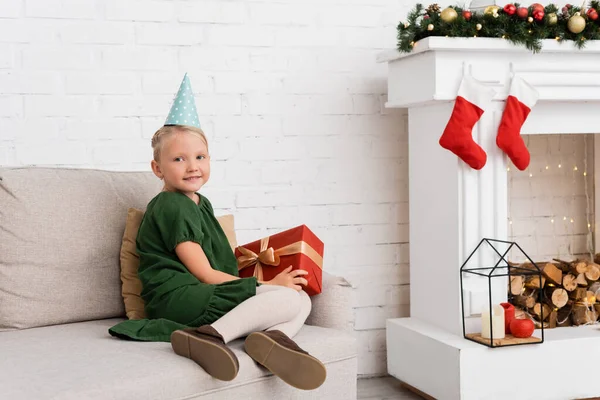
[{"x1": 151, "y1": 125, "x2": 208, "y2": 161}]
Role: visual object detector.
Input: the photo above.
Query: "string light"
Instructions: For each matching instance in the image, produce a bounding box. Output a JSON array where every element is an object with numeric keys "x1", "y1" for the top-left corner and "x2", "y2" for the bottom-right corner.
[{"x1": 508, "y1": 134, "x2": 593, "y2": 262}]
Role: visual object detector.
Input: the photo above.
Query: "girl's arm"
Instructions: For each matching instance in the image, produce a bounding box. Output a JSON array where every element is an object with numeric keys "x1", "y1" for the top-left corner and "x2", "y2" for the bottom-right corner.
[
  {"x1": 175, "y1": 241, "x2": 309, "y2": 289},
  {"x1": 175, "y1": 241, "x2": 245, "y2": 284}
]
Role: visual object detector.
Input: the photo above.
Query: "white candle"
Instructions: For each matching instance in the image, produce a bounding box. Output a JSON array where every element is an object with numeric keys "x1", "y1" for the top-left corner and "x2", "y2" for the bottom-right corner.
[{"x1": 481, "y1": 304, "x2": 505, "y2": 339}]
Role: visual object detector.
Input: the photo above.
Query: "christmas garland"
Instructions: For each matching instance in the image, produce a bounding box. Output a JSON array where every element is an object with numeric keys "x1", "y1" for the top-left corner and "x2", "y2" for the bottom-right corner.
[{"x1": 397, "y1": 1, "x2": 600, "y2": 53}]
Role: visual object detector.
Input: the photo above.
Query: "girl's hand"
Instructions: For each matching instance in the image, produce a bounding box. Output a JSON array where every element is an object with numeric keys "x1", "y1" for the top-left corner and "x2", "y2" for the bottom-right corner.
[{"x1": 268, "y1": 266, "x2": 308, "y2": 291}]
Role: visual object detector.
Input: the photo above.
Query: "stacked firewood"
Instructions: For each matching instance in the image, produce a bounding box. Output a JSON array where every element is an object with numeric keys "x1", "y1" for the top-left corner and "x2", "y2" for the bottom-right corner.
[{"x1": 509, "y1": 258, "x2": 600, "y2": 328}]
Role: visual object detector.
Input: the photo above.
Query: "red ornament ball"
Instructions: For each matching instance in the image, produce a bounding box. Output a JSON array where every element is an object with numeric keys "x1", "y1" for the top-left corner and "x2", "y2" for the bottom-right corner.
[
  {"x1": 424, "y1": 14, "x2": 430, "y2": 19},
  {"x1": 517, "y1": 7, "x2": 529, "y2": 18},
  {"x1": 531, "y1": 3, "x2": 545, "y2": 12},
  {"x1": 533, "y1": 9, "x2": 545, "y2": 21},
  {"x1": 462, "y1": 10, "x2": 472, "y2": 20},
  {"x1": 587, "y1": 8, "x2": 599, "y2": 20},
  {"x1": 503, "y1": 4, "x2": 517, "y2": 15},
  {"x1": 566, "y1": 3, "x2": 572, "y2": 8},
  {"x1": 510, "y1": 319, "x2": 535, "y2": 338}
]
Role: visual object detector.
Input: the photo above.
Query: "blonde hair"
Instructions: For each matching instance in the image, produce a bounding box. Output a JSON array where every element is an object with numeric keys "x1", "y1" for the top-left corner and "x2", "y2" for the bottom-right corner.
[{"x1": 151, "y1": 125, "x2": 208, "y2": 161}]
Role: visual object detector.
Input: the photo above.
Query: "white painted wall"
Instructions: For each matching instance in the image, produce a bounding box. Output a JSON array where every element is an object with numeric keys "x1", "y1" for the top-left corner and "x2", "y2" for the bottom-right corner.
[
  {"x1": 508, "y1": 134, "x2": 595, "y2": 262},
  {"x1": 0, "y1": 0, "x2": 409, "y2": 376}
]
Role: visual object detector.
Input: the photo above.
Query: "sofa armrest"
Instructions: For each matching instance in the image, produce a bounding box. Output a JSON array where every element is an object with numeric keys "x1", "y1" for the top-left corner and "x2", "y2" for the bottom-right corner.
[{"x1": 305, "y1": 271, "x2": 354, "y2": 332}]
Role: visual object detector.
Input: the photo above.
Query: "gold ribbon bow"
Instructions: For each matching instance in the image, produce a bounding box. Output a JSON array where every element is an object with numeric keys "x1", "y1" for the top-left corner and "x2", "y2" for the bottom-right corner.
[{"x1": 237, "y1": 236, "x2": 323, "y2": 282}]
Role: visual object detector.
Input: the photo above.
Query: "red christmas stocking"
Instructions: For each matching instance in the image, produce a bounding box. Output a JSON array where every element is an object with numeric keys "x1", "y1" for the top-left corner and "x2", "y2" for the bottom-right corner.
[
  {"x1": 496, "y1": 75, "x2": 539, "y2": 171},
  {"x1": 439, "y1": 76, "x2": 496, "y2": 170}
]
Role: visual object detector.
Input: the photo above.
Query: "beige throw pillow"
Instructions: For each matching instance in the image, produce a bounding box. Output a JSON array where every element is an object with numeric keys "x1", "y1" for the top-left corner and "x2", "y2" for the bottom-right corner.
[{"x1": 120, "y1": 208, "x2": 238, "y2": 320}]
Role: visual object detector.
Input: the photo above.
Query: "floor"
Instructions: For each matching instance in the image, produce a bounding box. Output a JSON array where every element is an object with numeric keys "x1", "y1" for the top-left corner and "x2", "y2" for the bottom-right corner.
[{"x1": 357, "y1": 376, "x2": 422, "y2": 400}]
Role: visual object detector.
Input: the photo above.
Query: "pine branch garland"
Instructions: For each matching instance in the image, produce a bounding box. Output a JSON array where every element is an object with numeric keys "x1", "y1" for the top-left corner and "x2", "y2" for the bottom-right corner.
[{"x1": 397, "y1": 2, "x2": 600, "y2": 53}]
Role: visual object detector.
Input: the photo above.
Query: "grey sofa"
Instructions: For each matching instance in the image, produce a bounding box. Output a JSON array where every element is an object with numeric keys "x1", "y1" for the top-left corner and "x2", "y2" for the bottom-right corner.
[{"x1": 0, "y1": 167, "x2": 357, "y2": 400}]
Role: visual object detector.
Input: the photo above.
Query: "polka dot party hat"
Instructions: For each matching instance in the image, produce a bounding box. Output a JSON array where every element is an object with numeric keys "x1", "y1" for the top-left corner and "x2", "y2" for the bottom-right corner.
[{"x1": 164, "y1": 73, "x2": 200, "y2": 128}]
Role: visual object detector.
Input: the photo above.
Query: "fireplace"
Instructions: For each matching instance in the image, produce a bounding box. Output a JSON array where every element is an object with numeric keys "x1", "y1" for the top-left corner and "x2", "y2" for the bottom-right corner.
[{"x1": 378, "y1": 37, "x2": 600, "y2": 400}]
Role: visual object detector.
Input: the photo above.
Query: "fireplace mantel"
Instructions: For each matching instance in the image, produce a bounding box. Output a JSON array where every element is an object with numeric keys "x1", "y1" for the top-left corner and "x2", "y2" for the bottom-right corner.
[{"x1": 380, "y1": 37, "x2": 600, "y2": 400}]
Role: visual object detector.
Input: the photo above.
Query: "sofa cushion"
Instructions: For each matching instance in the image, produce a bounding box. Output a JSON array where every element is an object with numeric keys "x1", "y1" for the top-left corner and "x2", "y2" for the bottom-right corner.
[
  {"x1": 120, "y1": 208, "x2": 238, "y2": 320},
  {"x1": 0, "y1": 167, "x2": 162, "y2": 330},
  {"x1": 0, "y1": 319, "x2": 357, "y2": 400}
]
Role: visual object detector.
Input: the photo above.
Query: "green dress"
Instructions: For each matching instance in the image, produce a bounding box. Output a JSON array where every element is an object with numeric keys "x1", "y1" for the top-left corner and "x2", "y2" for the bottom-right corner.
[{"x1": 109, "y1": 191, "x2": 258, "y2": 342}]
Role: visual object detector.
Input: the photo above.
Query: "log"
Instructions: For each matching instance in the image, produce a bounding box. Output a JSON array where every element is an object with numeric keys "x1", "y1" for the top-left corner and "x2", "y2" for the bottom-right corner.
[
  {"x1": 533, "y1": 302, "x2": 552, "y2": 321},
  {"x1": 562, "y1": 274, "x2": 578, "y2": 292},
  {"x1": 553, "y1": 258, "x2": 572, "y2": 273},
  {"x1": 548, "y1": 310, "x2": 558, "y2": 328},
  {"x1": 525, "y1": 275, "x2": 546, "y2": 289},
  {"x1": 588, "y1": 281, "x2": 600, "y2": 295},
  {"x1": 586, "y1": 291, "x2": 597, "y2": 305},
  {"x1": 594, "y1": 304, "x2": 600, "y2": 321},
  {"x1": 572, "y1": 303, "x2": 594, "y2": 325},
  {"x1": 542, "y1": 263, "x2": 563, "y2": 286},
  {"x1": 570, "y1": 287, "x2": 588, "y2": 301},
  {"x1": 558, "y1": 317, "x2": 573, "y2": 327},
  {"x1": 585, "y1": 263, "x2": 600, "y2": 283},
  {"x1": 516, "y1": 262, "x2": 538, "y2": 271},
  {"x1": 557, "y1": 301, "x2": 573, "y2": 327},
  {"x1": 572, "y1": 261, "x2": 589, "y2": 275},
  {"x1": 545, "y1": 287, "x2": 568, "y2": 309},
  {"x1": 576, "y1": 273, "x2": 588, "y2": 287},
  {"x1": 513, "y1": 294, "x2": 536, "y2": 309},
  {"x1": 514, "y1": 307, "x2": 528, "y2": 320},
  {"x1": 509, "y1": 276, "x2": 524, "y2": 296}
]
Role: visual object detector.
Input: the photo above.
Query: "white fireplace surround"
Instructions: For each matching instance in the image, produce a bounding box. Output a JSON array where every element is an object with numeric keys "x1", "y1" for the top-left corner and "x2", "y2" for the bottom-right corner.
[{"x1": 378, "y1": 37, "x2": 600, "y2": 400}]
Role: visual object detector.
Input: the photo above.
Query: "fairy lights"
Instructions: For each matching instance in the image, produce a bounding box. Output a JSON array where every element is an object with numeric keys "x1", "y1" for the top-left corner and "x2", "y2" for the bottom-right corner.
[{"x1": 508, "y1": 134, "x2": 594, "y2": 261}]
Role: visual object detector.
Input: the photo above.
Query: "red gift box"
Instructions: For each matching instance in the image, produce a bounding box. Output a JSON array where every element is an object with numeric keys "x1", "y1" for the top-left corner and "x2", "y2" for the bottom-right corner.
[{"x1": 235, "y1": 225, "x2": 324, "y2": 296}]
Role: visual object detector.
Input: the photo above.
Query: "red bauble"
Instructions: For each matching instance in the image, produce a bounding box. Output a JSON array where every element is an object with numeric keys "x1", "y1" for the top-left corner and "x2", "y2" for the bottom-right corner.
[
  {"x1": 533, "y1": 9, "x2": 545, "y2": 21},
  {"x1": 517, "y1": 7, "x2": 529, "y2": 18},
  {"x1": 462, "y1": 10, "x2": 472, "y2": 20},
  {"x1": 566, "y1": 3, "x2": 572, "y2": 8},
  {"x1": 587, "y1": 8, "x2": 599, "y2": 20},
  {"x1": 531, "y1": 3, "x2": 545, "y2": 11},
  {"x1": 424, "y1": 14, "x2": 430, "y2": 19},
  {"x1": 510, "y1": 319, "x2": 535, "y2": 338},
  {"x1": 503, "y1": 4, "x2": 517, "y2": 15}
]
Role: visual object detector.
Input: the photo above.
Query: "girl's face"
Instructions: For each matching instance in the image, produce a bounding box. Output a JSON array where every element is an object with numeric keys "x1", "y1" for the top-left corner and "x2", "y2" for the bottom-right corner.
[{"x1": 151, "y1": 131, "x2": 210, "y2": 201}]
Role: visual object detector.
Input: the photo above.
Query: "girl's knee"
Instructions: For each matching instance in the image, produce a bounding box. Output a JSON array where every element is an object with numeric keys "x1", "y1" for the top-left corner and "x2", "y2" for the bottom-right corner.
[{"x1": 277, "y1": 287, "x2": 302, "y2": 315}]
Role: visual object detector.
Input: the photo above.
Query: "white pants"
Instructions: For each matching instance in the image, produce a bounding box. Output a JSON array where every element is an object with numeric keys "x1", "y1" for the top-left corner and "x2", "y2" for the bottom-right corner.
[{"x1": 211, "y1": 285, "x2": 311, "y2": 344}]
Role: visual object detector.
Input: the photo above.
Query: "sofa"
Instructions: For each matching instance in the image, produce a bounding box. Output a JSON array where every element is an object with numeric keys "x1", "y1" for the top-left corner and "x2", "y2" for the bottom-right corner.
[{"x1": 0, "y1": 167, "x2": 357, "y2": 400}]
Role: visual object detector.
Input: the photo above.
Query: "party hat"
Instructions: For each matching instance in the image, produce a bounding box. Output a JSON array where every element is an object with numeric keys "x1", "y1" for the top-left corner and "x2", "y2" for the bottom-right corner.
[{"x1": 164, "y1": 73, "x2": 200, "y2": 128}]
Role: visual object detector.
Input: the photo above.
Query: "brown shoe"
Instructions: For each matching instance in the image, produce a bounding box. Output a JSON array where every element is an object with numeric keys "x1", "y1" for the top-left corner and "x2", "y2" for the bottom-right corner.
[
  {"x1": 244, "y1": 330, "x2": 326, "y2": 390},
  {"x1": 171, "y1": 326, "x2": 239, "y2": 381}
]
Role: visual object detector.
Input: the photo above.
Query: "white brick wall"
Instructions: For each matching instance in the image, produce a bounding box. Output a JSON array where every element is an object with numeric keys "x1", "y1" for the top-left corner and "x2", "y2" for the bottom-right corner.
[{"x1": 0, "y1": 0, "x2": 409, "y2": 377}]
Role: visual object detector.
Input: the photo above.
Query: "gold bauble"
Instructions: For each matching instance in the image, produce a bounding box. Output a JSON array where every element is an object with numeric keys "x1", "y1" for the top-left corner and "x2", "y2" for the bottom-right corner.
[
  {"x1": 568, "y1": 14, "x2": 586, "y2": 34},
  {"x1": 476, "y1": 23, "x2": 482, "y2": 30},
  {"x1": 427, "y1": 23, "x2": 434, "y2": 31},
  {"x1": 547, "y1": 13, "x2": 558, "y2": 25},
  {"x1": 484, "y1": 5, "x2": 500, "y2": 15},
  {"x1": 440, "y1": 7, "x2": 458, "y2": 23}
]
